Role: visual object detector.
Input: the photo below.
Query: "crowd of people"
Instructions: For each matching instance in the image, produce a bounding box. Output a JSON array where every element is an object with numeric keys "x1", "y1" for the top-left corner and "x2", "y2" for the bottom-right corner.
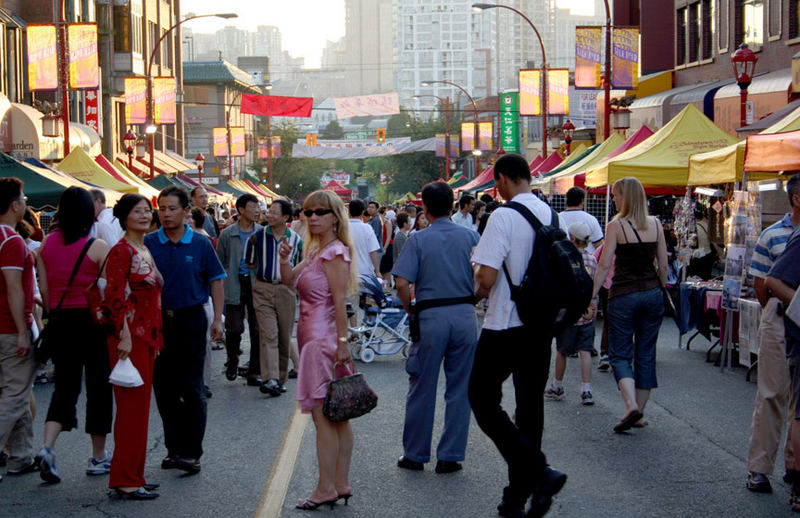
[{"x1": 2, "y1": 158, "x2": 800, "y2": 515}]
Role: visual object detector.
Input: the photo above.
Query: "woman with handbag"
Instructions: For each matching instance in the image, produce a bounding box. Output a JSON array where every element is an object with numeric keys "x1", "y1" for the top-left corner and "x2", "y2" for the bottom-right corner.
[
  {"x1": 104, "y1": 194, "x2": 163, "y2": 500},
  {"x1": 278, "y1": 190, "x2": 358, "y2": 510},
  {"x1": 36, "y1": 187, "x2": 112, "y2": 483},
  {"x1": 592, "y1": 177, "x2": 668, "y2": 434}
]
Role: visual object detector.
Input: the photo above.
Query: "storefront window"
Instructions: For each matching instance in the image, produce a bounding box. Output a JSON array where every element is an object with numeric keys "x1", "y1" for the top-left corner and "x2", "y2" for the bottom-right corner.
[
  {"x1": 741, "y1": 0, "x2": 763, "y2": 51},
  {"x1": 791, "y1": 0, "x2": 800, "y2": 39}
]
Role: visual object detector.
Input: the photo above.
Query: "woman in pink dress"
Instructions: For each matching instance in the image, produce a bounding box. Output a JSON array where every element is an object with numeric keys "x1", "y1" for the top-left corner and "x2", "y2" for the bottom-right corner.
[{"x1": 279, "y1": 190, "x2": 357, "y2": 511}]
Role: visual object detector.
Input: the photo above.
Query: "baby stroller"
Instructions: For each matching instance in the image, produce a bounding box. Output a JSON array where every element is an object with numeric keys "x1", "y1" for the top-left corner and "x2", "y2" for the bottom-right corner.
[{"x1": 348, "y1": 275, "x2": 410, "y2": 362}]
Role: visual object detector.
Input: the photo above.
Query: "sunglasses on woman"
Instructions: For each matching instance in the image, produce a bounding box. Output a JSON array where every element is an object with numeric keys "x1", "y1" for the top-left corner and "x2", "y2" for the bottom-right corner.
[{"x1": 303, "y1": 208, "x2": 333, "y2": 217}]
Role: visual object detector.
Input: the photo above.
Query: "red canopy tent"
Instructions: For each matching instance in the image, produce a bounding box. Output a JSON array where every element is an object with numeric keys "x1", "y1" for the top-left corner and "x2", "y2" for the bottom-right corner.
[
  {"x1": 529, "y1": 155, "x2": 544, "y2": 171},
  {"x1": 530, "y1": 153, "x2": 564, "y2": 177},
  {"x1": 323, "y1": 180, "x2": 353, "y2": 200},
  {"x1": 454, "y1": 167, "x2": 494, "y2": 195}
]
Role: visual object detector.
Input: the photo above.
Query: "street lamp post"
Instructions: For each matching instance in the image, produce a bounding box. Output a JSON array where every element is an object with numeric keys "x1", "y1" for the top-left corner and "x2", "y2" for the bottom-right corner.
[
  {"x1": 413, "y1": 94, "x2": 452, "y2": 180},
  {"x1": 562, "y1": 119, "x2": 575, "y2": 156},
  {"x1": 225, "y1": 83, "x2": 268, "y2": 180},
  {"x1": 123, "y1": 129, "x2": 136, "y2": 169},
  {"x1": 421, "y1": 80, "x2": 481, "y2": 178},
  {"x1": 195, "y1": 153, "x2": 205, "y2": 183},
  {"x1": 146, "y1": 12, "x2": 237, "y2": 179},
  {"x1": 731, "y1": 43, "x2": 758, "y2": 129},
  {"x1": 473, "y1": 3, "x2": 549, "y2": 157},
  {"x1": 57, "y1": 0, "x2": 70, "y2": 154}
]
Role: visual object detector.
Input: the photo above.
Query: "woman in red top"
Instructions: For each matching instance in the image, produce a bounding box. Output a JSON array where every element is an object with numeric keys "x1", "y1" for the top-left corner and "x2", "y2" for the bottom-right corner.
[{"x1": 105, "y1": 194, "x2": 163, "y2": 500}]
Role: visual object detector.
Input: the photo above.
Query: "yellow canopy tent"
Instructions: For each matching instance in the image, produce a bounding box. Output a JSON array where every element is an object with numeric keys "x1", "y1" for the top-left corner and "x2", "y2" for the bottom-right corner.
[
  {"x1": 585, "y1": 104, "x2": 739, "y2": 187},
  {"x1": 21, "y1": 161, "x2": 123, "y2": 206},
  {"x1": 395, "y1": 192, "x2": 418, "y2": 204},
  {"x1": 687, "y1": 105, "x2": 800, "y2": 185},
  {"x1": 58, "y1": 147, "x2": 139, "y2": 193},
  {"x1": 230, "y1": 180, "x2": 268, "y2": 200},
  {"x1": 532, "y1": 134, "x2": 625, "y2": 193},
  {"x1": 109, "y1": 160, "x2": 162, "y2": 200}
]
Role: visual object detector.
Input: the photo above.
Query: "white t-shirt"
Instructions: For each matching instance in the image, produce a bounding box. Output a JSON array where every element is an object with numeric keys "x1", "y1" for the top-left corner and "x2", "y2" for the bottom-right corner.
[
  {"x1": 472, "y1": 193, "x2": 569, "y2": 331},
  {"x1": 95, "y1": 208, "x2": 124, "y2": 247},
  {"x1": 558, "y1": 209, "x2": 604, "y2": 253},
  {"x1": 349, "y1": 219, "x2": 381, "y2": 278}
]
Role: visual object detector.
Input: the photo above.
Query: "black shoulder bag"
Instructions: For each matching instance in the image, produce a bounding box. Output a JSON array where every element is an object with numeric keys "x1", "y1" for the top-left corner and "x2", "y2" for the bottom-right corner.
[{"x1": 34, "y1": 238, "x2": 95, "y2": 364}]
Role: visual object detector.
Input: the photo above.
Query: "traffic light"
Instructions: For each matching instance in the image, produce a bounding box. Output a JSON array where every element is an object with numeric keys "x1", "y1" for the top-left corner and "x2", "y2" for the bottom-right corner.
[
  {"x1": 305, "y1": 133, "x2": 317, "y2": 146},
  {"x1": 376, "y1": 128, "x2": 386, "y2": 143}
]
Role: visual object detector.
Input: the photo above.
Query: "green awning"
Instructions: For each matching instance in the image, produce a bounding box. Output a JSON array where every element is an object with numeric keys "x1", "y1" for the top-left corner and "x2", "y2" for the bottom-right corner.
[{"x1": 0, "y1": 153, "x2": 67, "y2": 209}]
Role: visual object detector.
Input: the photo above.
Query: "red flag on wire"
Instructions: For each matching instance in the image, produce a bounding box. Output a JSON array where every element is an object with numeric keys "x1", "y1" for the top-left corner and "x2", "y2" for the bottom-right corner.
[{"x1": 240, "y1": 94, "x2": 314, "y2": 117}]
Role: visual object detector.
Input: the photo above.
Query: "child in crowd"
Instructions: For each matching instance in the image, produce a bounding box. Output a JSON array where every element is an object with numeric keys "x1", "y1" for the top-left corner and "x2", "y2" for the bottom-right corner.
[{"x1": 545, "y1": 221, "x2": 599, "y2": 405}]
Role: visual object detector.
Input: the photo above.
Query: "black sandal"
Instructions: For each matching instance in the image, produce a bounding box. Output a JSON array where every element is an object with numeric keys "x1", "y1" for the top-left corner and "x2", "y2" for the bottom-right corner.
[
  {"x1": 296, "y1": 498, "x2": 337, "y2": 510},
  {"x1": 613, "y1": 410, "x2": 643, "y2": 433}
]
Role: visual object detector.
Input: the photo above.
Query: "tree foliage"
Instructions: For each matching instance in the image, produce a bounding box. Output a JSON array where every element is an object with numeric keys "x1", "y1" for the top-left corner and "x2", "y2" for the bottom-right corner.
[{"x1": 320, "y1": 120, "x2": 345, "y2": 140}]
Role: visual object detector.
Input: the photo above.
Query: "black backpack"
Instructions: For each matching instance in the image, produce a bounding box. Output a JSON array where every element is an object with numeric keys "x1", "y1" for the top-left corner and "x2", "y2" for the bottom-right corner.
[{"x1": 501, "y1": 202, "x2": 594, "y2": 333}]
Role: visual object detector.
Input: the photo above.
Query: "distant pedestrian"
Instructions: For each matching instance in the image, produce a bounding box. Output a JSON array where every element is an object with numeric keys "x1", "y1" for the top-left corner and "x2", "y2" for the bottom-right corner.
[
  {"x1": 544, "y1": 221, "x2": 599, "y2": 406},
  {"x1": 347, "y1": 199, "x2": 381, "y2": 329},
  {"x1": 470, "y1": 153, "x2": 568, "y2": 517},
  {"x1": 36, "y1": 186, "x2": 112, "y2": 483},
  {"x1": 451, "y1": 194, "x2": 474, "y2": 229},
  {"x1": 593, "y1": 177, "x2": 668, "y2": 433},
  {"x1": 392, "y1": 213, "x2": 410, "y2": 263},
  {"x1": 190, "y1": 187, "x2": 219, "y2": 238},
  {"x1": 558, "y1": 187, "x2": 603, "y2": 254},
  {"x1": 393, "y1": 181, "x2": 479, "y2": 474},
  {"x1": 366, "y1": 201, "x2": 383, "y2": 256},
  {"x1": 278, "y1": 190, "x2": 357, "y2": 510},
  {"x1": 105, "y1": 194, "x2": 163, "y2": 500},
  {"x1": 90, "y1": 189, "x2": 124, "y2": 247},
  {"x1": 145, "y1": 186, "x2": 226, "y2": 475}
]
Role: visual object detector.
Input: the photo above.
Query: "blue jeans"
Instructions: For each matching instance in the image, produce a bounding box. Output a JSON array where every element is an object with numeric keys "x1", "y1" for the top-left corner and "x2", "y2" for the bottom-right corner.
[{"x1": 608, "y1": 288, "x2": 664, "y2": 389}]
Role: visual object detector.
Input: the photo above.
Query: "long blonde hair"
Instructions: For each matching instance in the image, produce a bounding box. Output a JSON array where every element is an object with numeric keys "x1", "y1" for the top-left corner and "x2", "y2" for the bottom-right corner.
[
  {"x1": 302, "y1": 190, "x2": 358, "y2": 293},
  {"x1": 612, "y1": 177, "x2": 649, "y2": 230}
]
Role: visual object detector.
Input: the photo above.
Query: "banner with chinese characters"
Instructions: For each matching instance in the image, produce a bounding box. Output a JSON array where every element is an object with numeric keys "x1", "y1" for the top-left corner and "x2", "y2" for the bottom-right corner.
[
  {"x1": 271, "y1": 136, "x2": 282, "y2": 158},
  {"x1": 84, "y1": 89, "x2": 101, "y2": 135},
  {"x1": 241, "y1": 94, "x2": 314, "y2": 117},
  {"x1": 230, "y1": 127, "x2": 246, "y2": 157},
  {"x1": 333, "y1": 93, "x2": 400, "y2": 119},
  {"x1": 548, "y1": 69, "x2": 570, "y2": 116},
  {"x1": 612, "y1": 27, "x2": 639, "y2": 89},
  {"x1": 67, "y1": 23, "x2": 99, "y2": 89},
  {"x1": 499, "y1": 92, "x2": 520, "y2": 153},
  {"x1": 519, "y1": 70, "x2": 541, "y2": 116},
  {"x1": 478, "y1": 121, "x2": 493, "y2": 151},
  {"x1": 26, "y1": 25, "x2": 58, "y2": 91},
  {"x1": 461, "y1": 122, "x2": 475, "y2": 152},
  {"x1": 575, "y1": 26, "x2": 602, "y2": 89},
  {"x1": 213, "y1": 127, "x2": 227, "y2": 157},
  {"x1": 153, "y1": 77, "x2": 176, "y2": 125},
  {"x1": 124, "y1": 77, "x2": 147, "y2": 125},
  {"x1": 258, "y1": 137, "x2": 269, "y2": 159},
  {"x1": 435, "y1": 134, "x2": 459, "y2": 157}
]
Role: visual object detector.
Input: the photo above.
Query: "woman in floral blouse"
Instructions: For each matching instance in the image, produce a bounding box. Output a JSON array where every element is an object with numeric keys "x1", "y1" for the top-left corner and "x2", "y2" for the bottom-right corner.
[{"x1": 105, "y1": 194, "x2": 163, "y2": 500}]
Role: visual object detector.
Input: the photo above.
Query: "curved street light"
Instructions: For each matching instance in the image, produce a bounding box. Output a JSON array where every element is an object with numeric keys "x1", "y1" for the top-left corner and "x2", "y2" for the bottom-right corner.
[
  {"x1": 473, "y1": 3, "x2": 549, "y2": 157},
  {"x1": 413, "y1": 94, "x2": 453, "y2": 180},
  {"x1": 146, "y1": 12, "x2": 238, "y2": 179}
]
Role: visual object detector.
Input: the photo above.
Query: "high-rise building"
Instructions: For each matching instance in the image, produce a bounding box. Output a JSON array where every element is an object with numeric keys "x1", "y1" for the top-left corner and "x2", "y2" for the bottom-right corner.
[{"x1": 344, "y1": 0, "x2": 394, "y2": 96}]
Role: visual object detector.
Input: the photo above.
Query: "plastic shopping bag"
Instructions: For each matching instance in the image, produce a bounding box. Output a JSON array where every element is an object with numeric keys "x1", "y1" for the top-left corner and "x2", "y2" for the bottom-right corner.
[{"x1": 109, "y1": 357, "x2": 144, "y2": 388}]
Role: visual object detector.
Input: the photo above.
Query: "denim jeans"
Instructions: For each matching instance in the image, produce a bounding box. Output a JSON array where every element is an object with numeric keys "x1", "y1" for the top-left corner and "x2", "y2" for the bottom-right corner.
[{"x1": 608, "y1": 288, "x2": 664, "y2": 389}]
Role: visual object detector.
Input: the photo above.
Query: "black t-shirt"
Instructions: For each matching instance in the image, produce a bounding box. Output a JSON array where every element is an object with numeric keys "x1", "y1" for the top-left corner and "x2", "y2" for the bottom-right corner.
[{"x1": 769, "y1": 227, "x2": 800, "y2": 347}]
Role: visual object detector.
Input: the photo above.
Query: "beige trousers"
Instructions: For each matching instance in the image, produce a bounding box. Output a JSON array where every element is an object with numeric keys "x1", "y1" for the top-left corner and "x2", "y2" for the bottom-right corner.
[
  {"x1": 252, "y1": 280, "x2": 296, "y2": 384},
  {"x1": 747, "y1": 297, "x2": 795, "y2": 474},
  {"x1": 0, "y1": 333, "x2": 37, "y2": 469}
]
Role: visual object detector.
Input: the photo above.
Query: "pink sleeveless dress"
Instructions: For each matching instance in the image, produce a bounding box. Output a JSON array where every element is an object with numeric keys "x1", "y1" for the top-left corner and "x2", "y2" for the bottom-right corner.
[{"x1": 294, "y1": 241, "x2": 354, "y2": 413}]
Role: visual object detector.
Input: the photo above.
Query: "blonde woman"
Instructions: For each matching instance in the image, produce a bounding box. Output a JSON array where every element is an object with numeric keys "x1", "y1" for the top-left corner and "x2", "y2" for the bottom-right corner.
[
  {"x1": 278, "y1": 190, "x2": 358, "y2": 510},
  {"x1": 593, "y1": 177, "x2": 668, "y2": 433}
]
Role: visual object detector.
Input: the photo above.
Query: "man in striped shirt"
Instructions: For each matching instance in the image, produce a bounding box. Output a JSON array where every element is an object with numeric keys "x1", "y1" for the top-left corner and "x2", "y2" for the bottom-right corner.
[
  {"x1": 245, "y1": 200, "x2": 302, "y2": 397},
  {"x1": 746, "y1": 174, "x2": 800, "y2": 493}
]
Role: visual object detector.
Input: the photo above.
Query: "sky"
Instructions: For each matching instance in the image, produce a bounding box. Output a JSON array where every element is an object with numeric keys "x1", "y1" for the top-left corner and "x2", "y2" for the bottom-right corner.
[{"x1": 182, "y1": 0, "x2": 595, "y2": 68}]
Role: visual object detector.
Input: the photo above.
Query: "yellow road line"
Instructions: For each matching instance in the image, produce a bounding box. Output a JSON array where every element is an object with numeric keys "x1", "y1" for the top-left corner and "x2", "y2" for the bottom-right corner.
[{"x1": 254, "y1": 405, "x2": 310, "y2": 518}]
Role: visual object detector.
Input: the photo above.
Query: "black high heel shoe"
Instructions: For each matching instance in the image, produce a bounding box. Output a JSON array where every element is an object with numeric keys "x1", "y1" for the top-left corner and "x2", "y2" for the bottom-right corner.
[
  {"x1": 296, "y1": 498, "x2": 337, "y2": 510},
  {"x1": 338, "y1": 493, "x2": 352, "y2": 505}
]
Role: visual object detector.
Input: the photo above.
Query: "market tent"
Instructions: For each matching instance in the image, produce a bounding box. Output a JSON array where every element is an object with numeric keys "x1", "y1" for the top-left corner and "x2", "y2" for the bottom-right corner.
[
  {"x1": 244, "y1": 180, "x2": 276, "y2": 201},
  {"x1": 449, "y1": 176, "x2": 470, "y2": 188},
  {"x1": 231, "y1": 179, "x2": 270, "y2": 200},
  {"x1": 394, "y1": 192, "x2": 418, "y2": 204},
  {"x1": 529, "y1": 155, "x2": 544, "y2": 171},
  {"x1": 530, "y1": 153, "x2": 564, "y2": 177},
  {"x1": 743, "y1": 129, "x2": 800, "y2": 172},
  {"x1": 59, "y1": 147, "x2": 139, "y2": 193},
  {"x1": 95, "y1": 155, "x2": 161, "y2": 200},
  {"x1": 585, "y1": 104, "x2": 739, "y2": 187},
  {"x1": 533, "y1": 134, "x2": 624, "y2": 193},
  {"x1": 447, "y1": 172, "x2": 464, "y2": 185},
  {"x1": 216, "y1": 180, "x2": 250, "y2": 198},
  {"x1": 146, "y1": 173, "x2": 186, "y2": 191},
  {"x1": 539, "y1": 144, "x2": 599, "y2": 179},
  {"x1": 323, "y1": 180, "x2": 353, "y2": 199},
  {"x1": 455, "y1": 167, "x2": 495, "y2": 195},
  {"x1": 688, "y1": 104, "x2": 800, "y2": 185},
  {"x1": 177, "y1": 175, "x2": 233, "y2": 205}
]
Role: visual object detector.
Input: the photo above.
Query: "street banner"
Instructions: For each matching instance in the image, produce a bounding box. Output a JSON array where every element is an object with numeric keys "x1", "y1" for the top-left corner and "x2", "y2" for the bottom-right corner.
[
  {"x1": 519, "y1": 69, "x2": 541, "y2": 116},
  {"x1": 153, "y1": 77, "x2": 177, "y2": 125},
  {"x1": 271, "y1": 136, "x2": 282, "y2": 158},
  {"x1": 67, "y1": 23, "x2": 99, "y2": 89},
  {"x1": 548, "y1": 69, "x2": 570, "y2": 116},
  {"x1": 612, "y1": 27, "x2": 639, "y2": 89},
  {"x1": 478, "y1": 121, "x2": 493, "y2": 151},
  {"x1": 461, "y1": 122, "x2": 475, "y2": 152},
  {"x1": 213, "y1": 127, "x2": 227, "y2": 157},
  {"x1": 84, "y1": 89, "x2": 100, "y2": 135},
  {"x1": 499, "y1": 92, "x2": 520, "y2": 153},
  {"x1": 230, "y1": 127, "x2": 246, "y2": 157},
  {"x1": 26, "y1": 25, "x2": 58, "y2": 91},
  {"x1": 241, "y1": 94, "x2": 313, "y2": 117},
  {"x1": 124, "y1": 77, "x2": 147, "y2": 125},
  {"x1": 258, "y1": 137, "x2": 269, "y2": 159},
  {"x1": 575, "y1": 26, "x2": 602, "y2": 89},
  {"x1": 333, "y1": 93, "x2": 400, "y2": 119},
  {"x1": 320, "y1": 171, "x2": 351, "y2": 186},
  {"x1": 435, "y1": 134, "x2": 459, "y2": 157}
]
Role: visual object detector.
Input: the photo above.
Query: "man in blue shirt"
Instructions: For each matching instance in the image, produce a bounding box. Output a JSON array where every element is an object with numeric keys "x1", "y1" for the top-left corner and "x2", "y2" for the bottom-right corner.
[
  {"x1": 145, "y1": 186, "x2": 226, "y2": 475},
  {"x1": 392, "y1": 181, "x2": 479, "y2": 475},
  {"x1": 216, "y1": 193, "x2": 262, "y2": 386}
]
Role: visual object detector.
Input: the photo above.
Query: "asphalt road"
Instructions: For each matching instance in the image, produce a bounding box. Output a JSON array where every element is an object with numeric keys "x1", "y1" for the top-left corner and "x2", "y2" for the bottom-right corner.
[{"x1": 0, "y1": 316, "x2": 793, "y2": 517}]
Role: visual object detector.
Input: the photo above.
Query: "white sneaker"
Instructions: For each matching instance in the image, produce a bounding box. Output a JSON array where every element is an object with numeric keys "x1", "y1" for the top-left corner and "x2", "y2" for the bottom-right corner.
[
  {"x1": 581, "y1": 391, "x2": 594, "y2": 406},
  {"x1": 86, "y1": 450, "x2": 112, "y2": 476},
  {"x1": 544, "y1": 386, "x2": 565, "y2": 401}
]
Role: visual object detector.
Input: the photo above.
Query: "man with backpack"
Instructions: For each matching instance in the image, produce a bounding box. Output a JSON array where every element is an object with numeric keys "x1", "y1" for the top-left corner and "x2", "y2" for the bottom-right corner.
[{"x1": 470, "y1": 153, "x2": 574, "y2": 518}]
